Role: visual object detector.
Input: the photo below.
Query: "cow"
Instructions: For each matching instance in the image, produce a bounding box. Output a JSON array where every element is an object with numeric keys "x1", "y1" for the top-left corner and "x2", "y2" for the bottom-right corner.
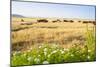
[
  {"x1": 83, "y1": 21, "x2": 89, "y2": 24},
  {"x1": 78, "y1": 20, "x2": 81, "y2": 23},
  {"x1": 52, "y1": 19, "x2": 61, "y2": 23},
  {"x1": 37, "y1": 19, "x2": 48, "y2": 23},
  {"x1": 69, "y1": 20, "x2": 74, "y2": 23},
  {"x1": 92, "y1": 21, "x2": 96, "y2": 25},
  {"x1": 52, "y1": 20, "x2": 57, "y2": 23},
  {"x1": 56, "y1": 19, "x2": 61, "y2": 22},
  {"x1": 83, "y1": 21, "x2": 96, "y2": 25},
  {"x1": 63, "y1": 20, "x2": 69, "y2": 22}
]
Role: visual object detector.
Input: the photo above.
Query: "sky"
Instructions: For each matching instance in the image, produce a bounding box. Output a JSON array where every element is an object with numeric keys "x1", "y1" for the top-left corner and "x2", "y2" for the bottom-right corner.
[{"x1": 12, "y1": 1, "x2": 95, "y2": 20}]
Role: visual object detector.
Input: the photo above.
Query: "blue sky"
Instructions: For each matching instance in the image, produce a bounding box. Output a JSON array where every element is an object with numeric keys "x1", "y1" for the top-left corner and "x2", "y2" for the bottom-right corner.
[{"x1": 12, "y1": 1, "x2": 95, "y2": 20}]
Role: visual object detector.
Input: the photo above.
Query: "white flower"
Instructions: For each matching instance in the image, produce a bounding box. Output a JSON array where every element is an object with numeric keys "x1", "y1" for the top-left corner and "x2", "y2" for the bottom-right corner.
[
  {"x1": 27, "y1": 57, "x2": 34, "y2": 62},
  {"x1": 88, "y1": 50, "x2": 91, "y2": 53},
  {"x1": 44, "y1": 51, "x2": 47, "y2": 56},
  {"x1": 43, "y1": 61, "x2": 49, "y2": 64},
  {"x1": 39, "y1": 46, "x2": 42, "y2": 48},
  {"x1": 34, "y1": 58, "x2": 40, "y2": 63},
  {"x1": 71, "y1": 54, "x2": 74, "y2": 57},
  {"x1": 38, "y1": 55, "x2": 41, "y2": 57},
  {"x1": 44, "y1": 48, "x2": 47, "y2": 52},
  {"x1": 23, "y1": 53, "x2": 27, "y2": 56},
  {"x1": 44, "y1": 48, "x2": 48, "y2": 56},
  {"x1": 13, "y1": 52, "x2": 16, "y2": 56},
  {"x1": 13, "y1": 51, "x2": 21, "y2": 56},
  {"x1": 87, "y1": 56, "x2": 90, "y2": 59},
  {"x1": 60, "y1": 50, "x2": 64, "y2": 54},
  {"x1": 51, "y1": 50, "x2": 57, "y2": 54},
  {"x1": 62, "y1": 51, "x2": 64, "y2": 54},
  {"x1": 47, "y1": 54, "x2": 51, "y2": 58}
]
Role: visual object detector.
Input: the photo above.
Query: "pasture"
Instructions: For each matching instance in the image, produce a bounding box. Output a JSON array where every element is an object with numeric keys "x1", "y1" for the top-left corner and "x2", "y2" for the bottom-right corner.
[{"x1": 11, "y1": 17, "x2": 96, "y2": 66}]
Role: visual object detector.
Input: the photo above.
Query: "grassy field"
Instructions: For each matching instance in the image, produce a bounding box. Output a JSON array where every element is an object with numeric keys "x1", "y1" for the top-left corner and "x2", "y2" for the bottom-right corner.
[{"x1": 11, "y1": 17, "x2": 96, "y2": 66}]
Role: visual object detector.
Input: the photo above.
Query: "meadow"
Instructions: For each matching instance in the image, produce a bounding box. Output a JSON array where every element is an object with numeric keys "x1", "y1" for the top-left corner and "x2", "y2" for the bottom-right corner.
[{"x1": 11, "y1": 17, "x2": 96, "y2": 66}]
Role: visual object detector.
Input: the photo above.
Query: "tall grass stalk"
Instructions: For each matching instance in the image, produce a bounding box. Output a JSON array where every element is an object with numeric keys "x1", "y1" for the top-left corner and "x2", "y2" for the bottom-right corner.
[{"x1": 85, "y1": 24, "x2": 96, "y2": 61}]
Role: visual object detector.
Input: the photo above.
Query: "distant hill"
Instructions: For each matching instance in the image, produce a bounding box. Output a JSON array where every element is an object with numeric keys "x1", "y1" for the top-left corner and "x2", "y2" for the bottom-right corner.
[{"x1": 12, "y1": 14, "x2": 25, "y2": 18}]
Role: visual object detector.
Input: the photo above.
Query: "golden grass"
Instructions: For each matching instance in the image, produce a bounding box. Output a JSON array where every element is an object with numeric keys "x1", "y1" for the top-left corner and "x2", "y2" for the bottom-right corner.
[{"x1": 12, "y1": 17, "x2": 95, "y2": 51}]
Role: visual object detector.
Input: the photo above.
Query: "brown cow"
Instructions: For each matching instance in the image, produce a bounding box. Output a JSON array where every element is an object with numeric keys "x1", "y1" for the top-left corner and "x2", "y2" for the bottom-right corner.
[
  {"x1": 52, "y1": 19, "x2": 61, "y2": 23},
  {"x1": 78, "y1": 20, "x2": 81, "y2": 23},
  {"x1": 83, "y1": 21, "x2": 89, "y2": 23},
  {"x1": 92, "y1": 21, "x2": 96, "y2": 25},
  {"x1": 69, "y1": 20, "x2": 74, "y2": 23},
  {"x1": 37, "y1": 19, "x2": 48, "y2": 23},
  {"x1": 83, "y1": 21, "x2": 96, "y2": 25},
  {"x1": 63, "y1": 20, "x2": 69, "y2": 22}
]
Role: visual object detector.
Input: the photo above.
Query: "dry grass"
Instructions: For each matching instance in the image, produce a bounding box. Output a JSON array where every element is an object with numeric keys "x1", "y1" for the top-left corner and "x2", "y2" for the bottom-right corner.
[
  {"x1": 12, "y1": 17, "x2": 95, "y2": 51},
  {"x1": 11, "y1": 17, "x2": 96, "y2": 66}
]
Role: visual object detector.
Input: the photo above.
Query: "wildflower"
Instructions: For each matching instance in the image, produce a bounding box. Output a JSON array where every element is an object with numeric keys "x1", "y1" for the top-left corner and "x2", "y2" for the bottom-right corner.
[
  {"x1": 60, "y1": 50, "x2": 64, "y2": 54},
  {"x1": 44, "y1": 48, "x2": 47, "y2": 52},
  {"x1": 88, "y1": 50, "x2": 91, "y2": 53},
  {"x1": 87, "y1": 56, "x2": 90, "y2": 59},
  {"x1": 39, "y1": 46, "x2": 42, "y2": 48},
  {"x1": 71, "y1": 54, "x2": 74, "y2": 57},
  {"x1": 51, "y1": 50, "x2": 57, "y2": 54},
  {"x1": 34, "y1": 58, "x2": 40, "y2": 63},
  {"x1": 47, "y1": 54, "x2": 51, "y2": 58},
  {"x1": 27, "y1": 57, "x2": 34, "y2": 62},
  {"x1": 38, "y1": 55, "x2": 41, "y2": 57},
  {"x1": 13, "y1": 51, "x2": 21, "y2": 56},
  {"x1": 43, "y1": 48, "x2": 48, "y2": 56},
  {"x1": 44, "y1": 51, "x2": 47, "y2": 56},
  {"x1": 43, "y1": 61, "x2": 49, "y2": 64},
  {"x1": 23, "y1": 53, "x2": 27, "y2": 57}
]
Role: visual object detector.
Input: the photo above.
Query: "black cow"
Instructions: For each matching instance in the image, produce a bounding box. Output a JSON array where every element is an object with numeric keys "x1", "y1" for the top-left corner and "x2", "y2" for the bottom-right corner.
[
  {"x1": 37, "y1": 19, "x2": 48, "y2": 23},
  {"x1": 83, "y1": 21, "x2": 96, "y2": 25},
  {"x1": 63, "y1": 20, "x2": 69, "y2": 22},
  {"x1": 52, "y1": 19, "x2": 61, "y2": 23},
  {"x1": 69, "y1": 20, "x2": 74, "y2": 23}
]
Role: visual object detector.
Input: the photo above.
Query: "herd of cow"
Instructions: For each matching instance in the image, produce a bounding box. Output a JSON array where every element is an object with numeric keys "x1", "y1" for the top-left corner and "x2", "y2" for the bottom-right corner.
[
  {"x1": 36, "y1": 19, "x2": 74, "y2": 23},
  {"x1": 20, "y1": 18, "x2": 96, "y2": 25}
]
